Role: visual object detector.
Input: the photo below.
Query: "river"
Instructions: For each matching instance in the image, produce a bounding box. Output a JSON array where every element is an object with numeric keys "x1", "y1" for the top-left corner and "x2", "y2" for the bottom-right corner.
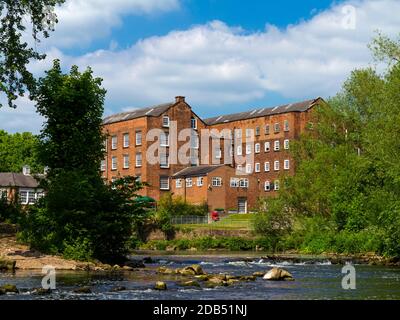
[{"x1": 1, "y1": 252, "x2": 399, "y2": 300}]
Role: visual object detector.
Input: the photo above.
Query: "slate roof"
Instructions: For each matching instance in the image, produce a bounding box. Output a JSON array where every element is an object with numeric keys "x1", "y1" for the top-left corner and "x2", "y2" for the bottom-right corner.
[
  {"x1": 172, "y1": 165, "x2": 226, "y2": 179},
  {"x1": 204, "y1": 98, "x2": 321, "y2": 125},
  {"x1": 0, "y1": 173, "x2": 40, "y2": 188},
  {"x1": 103, "y1": 102, "x2": 174, "y2": 125}
]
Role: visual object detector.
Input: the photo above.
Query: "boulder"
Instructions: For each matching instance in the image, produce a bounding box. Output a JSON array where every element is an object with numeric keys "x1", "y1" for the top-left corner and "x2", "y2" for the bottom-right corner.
[
  {"x1": 0, "y1": 259, "x2": 16, "y2": 271},
  {"x1": 179, "y1": 280, "x2": 201, "y2": 288},
  {"x1": 0, "y1": 284, "x2": 18, "y2": 294},
  {"x1": 154, "y1": 281, "x2": 167, "y2": 290},
  {"x1": 207, "y1": 276, "x2": 227, "y2": 287},
  {"x1": 122, "y1": 266, "x2": 134, "y2": 271},
  {"x1": 190, "y1": 264, "x2": 204, "y2": 275},
  {"x1": 226, "y1": 279, "x2": 240, "y2": 286},
  {"x1": 195, "y1": 275, "x2": 210, "y2": 281},
  {"x1": 252, "y1": 272, "x2": 265, "y2": 277},
  {"x1": 32, "y1": 288, "x2": 52, "y2": 295},
  {"x1": 263, "y1": 267, "x2": 294, "y2": 281},
  {"x1": 157, "y1": 266, "x2": 175, "y2": 274},
  {"x1": 73, "y1": 286, "x2": 92, "y2": 294}
]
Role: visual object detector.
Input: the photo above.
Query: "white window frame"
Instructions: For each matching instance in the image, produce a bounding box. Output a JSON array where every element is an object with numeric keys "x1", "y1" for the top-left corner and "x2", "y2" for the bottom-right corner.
[
  {"x1": 235, "y1": 129, "x2": 242, "y2": 139},
  {"x1": 274, "y1": 160, "x2": 280, "y2": 171},
  {"x1": 255, "y1": 143, "x2": 260, "y2": 154},
  {"x1": 162, "y1": 116, "x2": 170, "y2": 127},
  {"x1": 246, "y1": 128, "x2": 252, "y2": 138},
  {"x1": 265, "y1": 141, "x2": 270, "y2": 152},
  {"x1": 246, "y1": 163, "x2": 252, "y2": 174},
  {"x1": 237, "y1": 145, "x2": 242, "y2": 156},
  {"x1": 197, "y1": 177, "x2": 204, "y2": 187},
  {"x1": 215, "y1": 148, "x2": 222, "y2": 159},
  {"x1": 160, "y1": 132, "x2": 169, "y2": 147},
  {"x1": 255, "y1": 126, "x2": 260, "y2": 136},
  {"x1": 123, "y1": 133, "x2": 129, "y2": 148},
  {"x1": 135, "y1": 153, "x2": 142, "y2": 167},
  {"x1": 265, "y1": 124, "x2": 270, "y2": 135},
  {"x1": 160, "y1": 177, "x2": 170, "y2": 190},
  {"x1": 274, "y1": 123, "x2": 280, "y2": 133},
  {"x1": 191, "y1": 117, "x2": 197, "y2": 129},
  {"x1": 111, "y1": 136, "x2": 117, "y2": 150},
  {"x1": 284, "y1": 139, "x2": 290, "y2": 150},
  {"x1": 274, "y1": 180, "x2": 280, "y2": 191},
  {"x1": 239, "y1": 178, "x2": 249, "y2": 188},
  {"x1": 212, "y1": 177, "x2": 222, "y2": 187},
  {"x1": 274, "y1": 140, "x2": 280, "y2": 151},
  {"x1": 284, "y1": 120, "x2": 289, "y2": 132},
  {"x1": 255, "y1": 163, "x2": 261, "y2": 173},
  {"x1": 100, "y1": 160, "x2": 106, "y2": 172},
  {"x1": 123, "y1": 154, "x2": 130, "y2": 169},
  {"x1": 264, "y1": 181, "x2": 271, "y2": 191},
  {"x1": 136, "y1": 131, "x2": 142, "y2": 146},
  {"x1": 230, "y1": 178, "x2": 239, "y2": 188},
  {"x1": 176, "y1": 179, "x2": 182, "y2": 188},
  {"x1": 264, "y1": 162, "x2": 270, "y2": 172},
  {"x1": 246, "y1": 144, "x2": 252, "y2": 155},
  {"x1": 284, "y1": 159, "x2": 290, "y2": 170},
  {"x1": 111, "y1": 156, "x2": 117, "y2": 170},
  {"x1": 160, "y1": 153, "x2": 169, "y2": 168},
  {"x1": 186, "y1": 178, "x2": 193, "y2": 188}
]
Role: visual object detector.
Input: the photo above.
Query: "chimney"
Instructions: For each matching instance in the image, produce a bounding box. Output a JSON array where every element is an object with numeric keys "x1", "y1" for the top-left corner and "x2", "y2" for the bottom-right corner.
[
  {"x1": 22, "y1": 165, "x2": 31, "y2": 176},
  {"x1": 175, "y1": 96, "x2": 185, "y2": 103}
]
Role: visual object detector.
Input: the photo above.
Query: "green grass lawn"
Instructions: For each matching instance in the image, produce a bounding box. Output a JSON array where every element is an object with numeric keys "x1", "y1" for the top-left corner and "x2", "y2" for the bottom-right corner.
[{"x1": 177, "y1": 214, "x2": 253, "y2": 231}]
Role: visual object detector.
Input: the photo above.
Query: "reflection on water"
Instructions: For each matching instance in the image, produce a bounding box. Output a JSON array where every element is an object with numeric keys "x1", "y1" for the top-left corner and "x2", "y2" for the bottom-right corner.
[{"x1": 1, "y1": 254, "x2": 400, "y2": 300}]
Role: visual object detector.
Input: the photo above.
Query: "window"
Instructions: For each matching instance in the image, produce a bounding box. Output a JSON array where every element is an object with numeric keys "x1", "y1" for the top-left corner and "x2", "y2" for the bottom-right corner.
[
  {"x1": 265, "y1": 124, "x2": 270, "y2": 135},
  {"x1": 246, "y1": 144, "x2": 252, "y2": 155},
  {"x1": 264, "y1": 162, "x2": 270, "y2": 172},
  {"x1": 186, "y1": 178, "x2": 193, "y2": 187},
  {"x1": 0, "y1": 189, "x2": 7, "y2": 198},
  {"x1": 136, "y1": 176, "x2": 142, "y2": 183},
  {"x1": 103, "y1": 139, "x2": 107, "y2": 152},
  {"x1": 176, "y1": 179, "x2": 182, "y2": 188},
  {"x1": 274, "y1": 123, "x2": 280, "y2": 133},
  {"x1": 239, "y1": 178, "x2": 249, "y2": 188},
  {"x1": 230, "y1": 178, "x2": 239, "y2": 188},
  {"x1": 284, "y1": 120, "x2": 289, "y2": 132},
  {"x1": 274, "y1": 160, "x2": 280, "y2": 171},
  {"x1": 19, "y1": 190, "x2": 28, "y2": 204},
  {"x1": 246, "y1": 163, "x2": 252, "y2": 174},
  {"x1": 235, "y1": 129, "x2": 242, "y2": 139},
  {"x1": 255, "y1": 143, "x2": 260, "y2": 153},
  {"x1": 274, "y1": 140, "x2": 280, "y2": 151},
  {"x1": 28, "y1": 191, "x2": 36, "y2": 204},
  {"x1": 135, "y1": 153, "x2": 142, "y2": 167},
  {"x1": 255, "y1": 163, "x2": 261, "y2": 173},
  {"x1": 274, "y1": 180, "x2": 280, "y2": 191},
  {"x1": 197, "y1": 177, "x2": 204, "y2": 186},
  {"x1": 162, "y1": 116, "x2": 170, "y2": 127},
  {"x1": 123, "y1": 133, "x2": 129, "y2": 148},
  {"x1": 237, "y1": 165, "x2": 243, "y2": 173},
  {"x1": 264, "y1": 181, "x2": 271, "y2": 191},
  {"x1": 284, "y1": 139, "x2": 290, "y2": 150},
  {"x1": 160, "y1": 177, "x2": 170, "y2": 190},
  {"x1": 191, "y1": 117, "x2": 197, "y2": 129},
  {"x1": 284, "y1": 159, "x2": 290, "y2": 170},
  {"x1": 212, "y1": 177, "x2": 222, "y2": 187},
  {"x1": 111, "y1": 136, "x2": 117, "y2": 150},
  {"x1": 237, "y1": 145, "x2": 242, "y2": 155},
  {"x1": 160, "y1": 132, "x2": 169, "y2": 146},
  {"x1": 255, "y1": 126, "x2": 260, "y2": 136},
  {"x1": 246, "y1": 128, "x2": 252, "y2": 138},
  {"x1": 111, "y1": 156, "x2": 117, "y2": 170},
  {"x1": 215, "y1": 148, "x2": 222, "y2": 159},
  {"x1": 160, "y1": 153, "x2": 169, "y2": 168},
  {"x1": 100, "y1": 160, "x2": 106, "y2": 172},
  {"x1": 123, "y1": 154, "x2": 130, "y2": 169},
  {"x1": 136, "y1": 131, "x2": 142, "y2": 146},
  {"x1": 191, "y1": 132, "x2": 199, "y2": 149},
  {"x1": 264, "y1": 141, "x2": 270, "y2": 152}
]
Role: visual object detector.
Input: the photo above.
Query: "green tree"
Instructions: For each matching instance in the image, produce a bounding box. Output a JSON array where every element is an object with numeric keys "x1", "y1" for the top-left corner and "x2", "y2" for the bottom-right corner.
[
  {"x1": 0, "y1": 0, "x2": 65, "y2": 108},
  {"x1": 21, "y1": 60, "x2": 145, "y2": 263},
  {"x1": 0, "y1": 130, "x2": 43, "y2": 172}
]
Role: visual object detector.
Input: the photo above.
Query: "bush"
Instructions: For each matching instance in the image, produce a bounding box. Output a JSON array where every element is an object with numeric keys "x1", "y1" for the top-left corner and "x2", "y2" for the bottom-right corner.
[{"x1": 0, "y1": 194, "x2": 23, "y2": 224}]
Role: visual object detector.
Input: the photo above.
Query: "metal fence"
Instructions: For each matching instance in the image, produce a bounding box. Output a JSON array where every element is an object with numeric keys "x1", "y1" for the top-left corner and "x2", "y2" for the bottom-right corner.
[{"x1": 171, "y1": 215, "x2": 209, "y2": 225}]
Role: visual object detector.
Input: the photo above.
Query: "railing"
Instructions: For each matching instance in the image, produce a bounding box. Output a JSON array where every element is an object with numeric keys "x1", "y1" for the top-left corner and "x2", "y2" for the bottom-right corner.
[{"x1": 171, "y1": 215, "x2": 209, "y2": 225}]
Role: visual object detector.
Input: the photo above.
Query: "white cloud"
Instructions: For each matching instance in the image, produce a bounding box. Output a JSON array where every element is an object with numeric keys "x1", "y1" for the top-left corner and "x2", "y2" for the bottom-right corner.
[
  {"x1": 36, "y1": 0, "x2": 180, "y2": 49},
  {"x1": 3, "y1": 0, "x2": 400, "y2": 133}
]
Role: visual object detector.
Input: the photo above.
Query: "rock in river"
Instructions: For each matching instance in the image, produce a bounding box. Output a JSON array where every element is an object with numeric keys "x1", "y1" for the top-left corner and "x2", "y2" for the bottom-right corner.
[
  {"x1": 0, "y1": 284, "x2": 18, "y2": 294},
  {"x1": 0, "y1": 259, "x2": 16, "y2": 271},
  {"x1": 263, "y1": 267, "x2": 294, "y2": 281},
  {"x1": 73, "y1": 286, "x2": 92, "y2": 294},
  {"x1": 154, "y1": 281, "x2": 167, "y2": 290}
]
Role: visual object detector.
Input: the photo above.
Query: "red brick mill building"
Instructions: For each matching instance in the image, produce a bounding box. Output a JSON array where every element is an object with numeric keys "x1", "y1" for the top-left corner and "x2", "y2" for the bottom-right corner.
[{"x1": 102, "y1": 96, "x2": 325, "y2": 213}]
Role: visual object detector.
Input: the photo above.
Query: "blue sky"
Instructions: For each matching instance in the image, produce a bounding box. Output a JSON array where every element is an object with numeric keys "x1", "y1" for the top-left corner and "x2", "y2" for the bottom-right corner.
[{"x1": 1, "y1": 0, "x2": 399, "y2": 133}]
